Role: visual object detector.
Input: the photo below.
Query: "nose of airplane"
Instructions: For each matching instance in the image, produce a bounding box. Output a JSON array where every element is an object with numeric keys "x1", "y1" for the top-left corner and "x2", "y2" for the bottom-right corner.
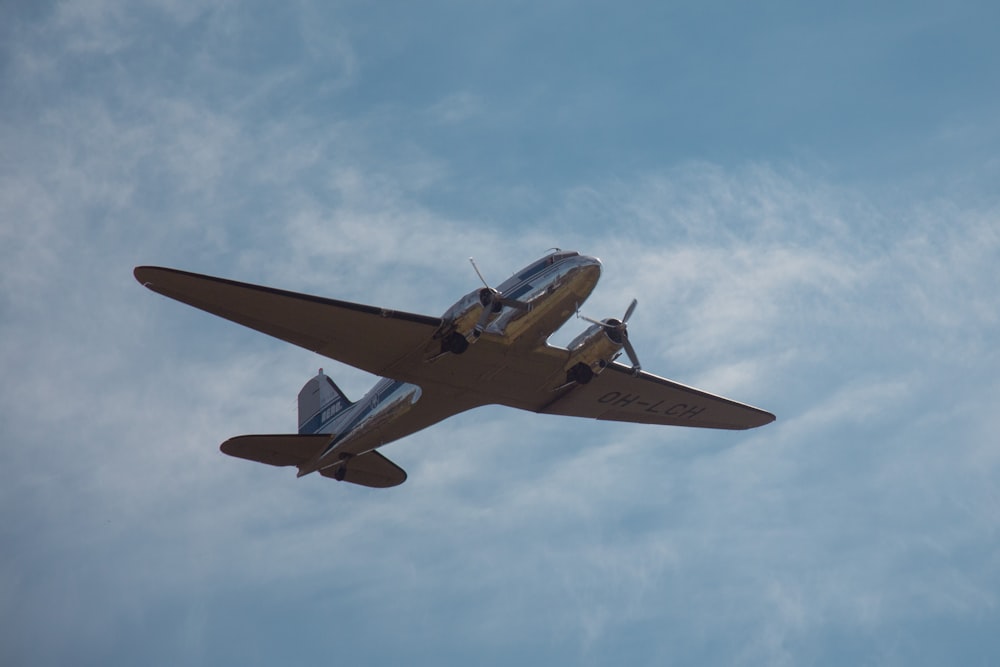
[
  {"x1": 576, "y1": 254, "x2": 602, "y2": 276},
  {"x1": 567, "y1": 254, "x2": 602, "y2": 296}
]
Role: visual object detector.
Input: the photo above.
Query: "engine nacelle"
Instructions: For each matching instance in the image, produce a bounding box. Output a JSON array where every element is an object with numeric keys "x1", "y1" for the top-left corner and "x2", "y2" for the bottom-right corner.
[
  {"x1": 433, "y1": 290, "x2": 497, "y2": 354},
  {"x1": 440, "y1": 290, "x2": 485, "y2": 331},
  {"x1": 562, "y1": 322, "x2": 624, "y2": 384}
]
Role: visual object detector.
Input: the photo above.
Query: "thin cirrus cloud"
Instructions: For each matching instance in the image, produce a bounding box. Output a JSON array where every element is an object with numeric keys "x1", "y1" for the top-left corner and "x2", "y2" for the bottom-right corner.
[
  {"x1": 5, "y1": 139, "x2": 1000, "y2": 666},
  {"x1": 2, "y1": 1, "x2": 1000, "y2": 665}
]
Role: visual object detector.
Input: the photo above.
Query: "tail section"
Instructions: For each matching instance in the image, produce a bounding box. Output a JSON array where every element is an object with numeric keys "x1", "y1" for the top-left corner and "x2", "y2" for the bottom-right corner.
[
  {"x1": 218, "y1": 369, "x2": 408, "y2": 488},
  {"x1": 298, "y1": 368, "x2": 353, "y2": 434}
]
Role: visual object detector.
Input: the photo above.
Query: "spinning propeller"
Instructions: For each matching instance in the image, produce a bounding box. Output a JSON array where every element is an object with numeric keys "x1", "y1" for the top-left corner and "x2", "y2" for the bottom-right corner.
[
  {"x1": 580, "y1": 298, "x2": 642, "y2": 375},
  {"x1": 469, "y1": 257, "x2": 531, "y2": 337}
]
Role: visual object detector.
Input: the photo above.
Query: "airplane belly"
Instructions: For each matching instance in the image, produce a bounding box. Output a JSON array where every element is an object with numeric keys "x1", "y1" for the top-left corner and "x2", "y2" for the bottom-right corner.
[
  {"x1": 314, "y1": 381, "x2": 482, "y2": 472},
  {"x1": 320, "y1": 383, "x2": 421, "y2": 458}
]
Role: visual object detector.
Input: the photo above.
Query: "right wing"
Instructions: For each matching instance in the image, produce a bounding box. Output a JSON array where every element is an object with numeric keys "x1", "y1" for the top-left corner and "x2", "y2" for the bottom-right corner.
[
  {"x1": 540, "y1": 362, "x2": 775, "y2": 430},
  {"x1": 221, "y1": 434, "x2": 407, "y2": 488},
  {"x1": 443, "y1": 343, "x2": 775, "y2": 430}
]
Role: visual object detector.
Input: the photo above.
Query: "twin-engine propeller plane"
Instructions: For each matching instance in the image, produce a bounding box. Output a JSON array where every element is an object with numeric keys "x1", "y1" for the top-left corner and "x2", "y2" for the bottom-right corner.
[{"x1": 135, "y1": 250, "x2": 774, "y2": 488}]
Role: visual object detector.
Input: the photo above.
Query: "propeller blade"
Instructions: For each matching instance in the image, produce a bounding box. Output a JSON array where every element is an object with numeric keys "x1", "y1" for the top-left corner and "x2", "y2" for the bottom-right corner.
[
  {"x1": 470, "y1": 257, "x2": 531, "y2": 311},
  {"x1": 469, "y1": 257, "x2": 490, "y2": 289},
  {"x1": 575, "y1": 298, "x2": 641, "y2": 373},
  {"x1": 622, "y1": 336, "x2": 641, "y2": 374},
  {"x1": 622, "y1": 298, "x2": 638, "y2": 323}
]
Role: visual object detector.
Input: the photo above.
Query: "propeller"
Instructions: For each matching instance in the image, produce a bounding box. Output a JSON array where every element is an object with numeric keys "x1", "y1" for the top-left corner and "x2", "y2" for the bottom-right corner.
[
  {"x1": 580, "y1": 298, "x2": 642, "y2": 375},
  {"x1": 469, "y1": 257, "x2": 532, "y2": 337}
]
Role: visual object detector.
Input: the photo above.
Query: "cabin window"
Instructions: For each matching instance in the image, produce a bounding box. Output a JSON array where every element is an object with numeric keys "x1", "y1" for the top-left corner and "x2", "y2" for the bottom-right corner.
[{"x1": 517, "y1": 259, "x2": 549, "y2": 281}]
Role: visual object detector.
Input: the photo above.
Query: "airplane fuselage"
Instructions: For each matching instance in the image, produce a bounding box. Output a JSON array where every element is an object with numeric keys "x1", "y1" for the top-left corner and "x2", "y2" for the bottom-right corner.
[{"x1": 299, "y1": 251, "x2": 602, "y2": 477}]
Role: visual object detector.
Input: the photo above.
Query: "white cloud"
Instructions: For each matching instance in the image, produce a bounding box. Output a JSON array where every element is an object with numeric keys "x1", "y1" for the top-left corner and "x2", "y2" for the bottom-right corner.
[
  {"x1": 3, "y1": 3, "x2": 1000, "y2": 664},
  {"x1": 7, "y1": 135, "x2": 1000, "y2": 662}
]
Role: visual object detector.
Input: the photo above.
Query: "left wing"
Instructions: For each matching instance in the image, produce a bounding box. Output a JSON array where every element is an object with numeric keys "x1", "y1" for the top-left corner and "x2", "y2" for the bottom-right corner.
[
  {"x1": 540, "y1": 362, "x2": 775, "y2": 430},
  {"x1": 135, "y1": 266, "x2": 442, "y2": 377}
]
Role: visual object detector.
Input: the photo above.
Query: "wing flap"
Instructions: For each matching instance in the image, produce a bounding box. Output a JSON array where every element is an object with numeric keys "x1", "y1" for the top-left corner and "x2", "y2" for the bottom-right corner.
[
  {"x1": 543, "y1": 363, "x2": 775, "y2": 430},
  {"x1": 135, "y1": 266, "x2": 441, "y2": 376}
]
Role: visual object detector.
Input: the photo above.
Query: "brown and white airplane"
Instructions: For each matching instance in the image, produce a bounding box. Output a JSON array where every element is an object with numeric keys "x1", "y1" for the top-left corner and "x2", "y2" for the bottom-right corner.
[{"x1": 135, "y1": 250, "x2": 774, "y2": 488}]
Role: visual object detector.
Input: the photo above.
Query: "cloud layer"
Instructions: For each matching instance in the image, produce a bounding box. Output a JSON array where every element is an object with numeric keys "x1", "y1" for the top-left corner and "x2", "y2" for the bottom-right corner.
[{"x1": 3, "y1": 2, "x2": 999, "y2": 666}]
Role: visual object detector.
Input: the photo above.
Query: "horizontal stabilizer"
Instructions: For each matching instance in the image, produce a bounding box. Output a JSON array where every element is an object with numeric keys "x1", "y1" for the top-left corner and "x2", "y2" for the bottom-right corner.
[
  {"x1": 220, "y1": 435, "x2": 407, "y2": 488},
  {"x1": 319, "y1": 450, "x2": 407, "y2": 488},
  {"x1": 221, "y1": 434, "x2": 331, "y2": 467}
]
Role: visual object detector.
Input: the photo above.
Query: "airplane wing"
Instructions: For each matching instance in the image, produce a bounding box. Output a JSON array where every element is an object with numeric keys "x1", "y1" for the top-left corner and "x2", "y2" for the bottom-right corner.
[
  {"x1": 135, "y1": 266, "x2": 442, "y2": 377},
  {"x1": 539, "y1": 362, "x2": 775, "y2": 430},
  {"x1": 136, "y1": 266, "x2": 773, "y2": 432},
  {"x1": 221, "y1": 434, "x2": 407, "y2": 487}
]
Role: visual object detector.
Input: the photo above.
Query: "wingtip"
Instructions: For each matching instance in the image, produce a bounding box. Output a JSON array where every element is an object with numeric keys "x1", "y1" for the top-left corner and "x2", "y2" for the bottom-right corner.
[
  {"x1": 133, "y1": 265, "x2": 154, "y2": 287},
  {"x1": 734, "y1": 409, "x2": 776, "y2": 430},
  {"x1": 754, "y1": 411, "x2": 777, "y2": 429},
  {"x1": 134, "y1": 265, "x2": 174, "y2": 290}
]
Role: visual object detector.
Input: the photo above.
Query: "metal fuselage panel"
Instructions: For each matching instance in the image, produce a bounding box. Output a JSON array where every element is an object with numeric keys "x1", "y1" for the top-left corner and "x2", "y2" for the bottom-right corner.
[
  {"x1": 307, "y1": 253, "x2": 602, "y2": 474},
  {"x1": 486, "y1": 253, "x2": 602, "y2": 348}
]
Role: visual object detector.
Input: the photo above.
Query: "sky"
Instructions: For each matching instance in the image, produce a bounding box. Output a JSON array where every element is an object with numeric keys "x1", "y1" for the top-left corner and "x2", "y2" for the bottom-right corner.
[{"x1": 2, "y1": 1, "x2": 1000, "y2": 665}]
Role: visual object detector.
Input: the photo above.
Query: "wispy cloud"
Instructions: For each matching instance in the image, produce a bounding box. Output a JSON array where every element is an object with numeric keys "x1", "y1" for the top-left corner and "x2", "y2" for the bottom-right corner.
[{"x1": 3, "y1": 2, "x2": 1000, "y2": 665}]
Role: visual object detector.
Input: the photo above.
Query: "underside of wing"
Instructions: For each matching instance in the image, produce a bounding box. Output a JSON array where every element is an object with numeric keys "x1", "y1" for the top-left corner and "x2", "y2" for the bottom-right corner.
[
  {"x1": 135, "y1": 266, "x2": 442, "y2": 377},
  {"x1": 542, "y1": 363, "x2": 775, "y2": 430}
]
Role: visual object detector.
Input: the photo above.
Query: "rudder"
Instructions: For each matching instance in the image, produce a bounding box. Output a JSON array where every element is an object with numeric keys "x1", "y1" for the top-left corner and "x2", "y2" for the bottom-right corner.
[{"x1": 298, "y1": 369, "x2": 353, "y2": 434}]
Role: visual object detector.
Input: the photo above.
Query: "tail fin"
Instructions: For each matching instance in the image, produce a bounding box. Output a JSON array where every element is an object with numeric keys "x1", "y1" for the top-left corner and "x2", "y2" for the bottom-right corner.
[{"x1": 298, "y1": 369, "x2": 353, "y2": 434}]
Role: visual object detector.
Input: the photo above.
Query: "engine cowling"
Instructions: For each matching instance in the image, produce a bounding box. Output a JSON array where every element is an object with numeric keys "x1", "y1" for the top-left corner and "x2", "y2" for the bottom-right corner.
[
  {"x1": 562, "y1": 322, "x2": 624, "y2": 384},
  {"x1": 561, "y1": 299, "x2": 641, "y2": 384},
  {"x1": 435, "y1": 291, "x2": 490, "y2": 353},
  {"x1": 432, "y1": 258, "x2": 536, "y2": 357}
]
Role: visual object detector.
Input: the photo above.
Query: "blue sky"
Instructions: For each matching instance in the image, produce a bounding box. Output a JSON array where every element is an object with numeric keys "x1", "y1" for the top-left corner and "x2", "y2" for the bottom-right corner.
[{"x1": 2, "y1": 1, "x2": 999, "y2": 665}]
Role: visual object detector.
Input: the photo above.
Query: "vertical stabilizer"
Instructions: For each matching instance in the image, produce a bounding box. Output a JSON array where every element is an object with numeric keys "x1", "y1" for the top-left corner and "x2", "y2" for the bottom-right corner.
[{"x1": 298, "y1": 369, "x2": 353, "y2": 434}]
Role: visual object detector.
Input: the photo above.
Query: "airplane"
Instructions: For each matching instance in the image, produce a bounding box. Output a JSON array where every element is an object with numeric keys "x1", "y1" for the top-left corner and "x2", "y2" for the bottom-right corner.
[{"x1": 134, "y1": 249, "x2": 774, "y2": 488}]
